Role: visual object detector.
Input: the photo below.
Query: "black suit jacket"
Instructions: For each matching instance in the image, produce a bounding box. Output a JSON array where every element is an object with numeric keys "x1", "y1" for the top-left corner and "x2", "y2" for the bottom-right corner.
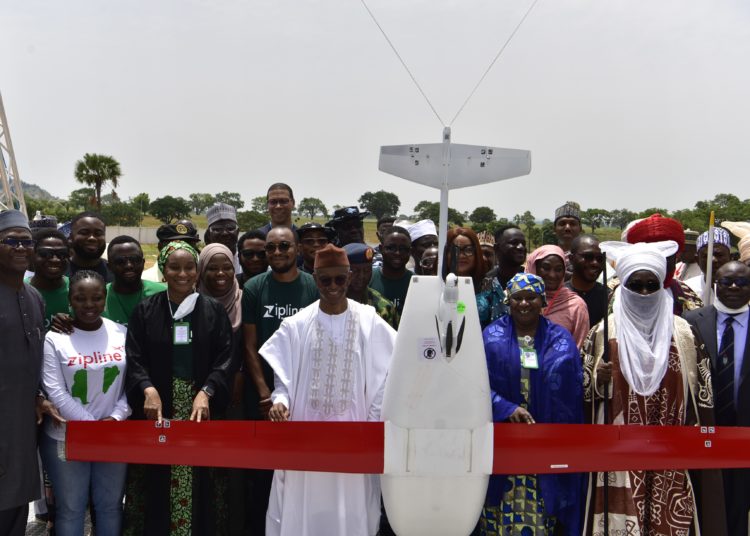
[{"x1": 685, "y1": 305, "x2": 750, "y2": 426}]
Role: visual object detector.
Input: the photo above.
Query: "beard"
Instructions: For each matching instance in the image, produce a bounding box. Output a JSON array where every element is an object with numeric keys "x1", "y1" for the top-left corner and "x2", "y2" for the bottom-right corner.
[
  {"x1": 270, "y1": 258, "x2": 296, "y2": 274},
  {"x1": 73, "y1": 242, "x2": 106, "y2": 261}
]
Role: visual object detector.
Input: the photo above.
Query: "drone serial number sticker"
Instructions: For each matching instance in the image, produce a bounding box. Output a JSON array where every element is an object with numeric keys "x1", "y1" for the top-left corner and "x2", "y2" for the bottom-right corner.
[{"x1": 419, "y1": 337, "x2": 439, "y2": 360}]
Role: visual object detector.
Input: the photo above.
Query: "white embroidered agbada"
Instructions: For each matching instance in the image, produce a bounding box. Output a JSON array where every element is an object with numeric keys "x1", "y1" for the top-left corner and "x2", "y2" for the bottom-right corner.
[{"x1": 259, "y1": 299, "x2": 396, "y2": 536}]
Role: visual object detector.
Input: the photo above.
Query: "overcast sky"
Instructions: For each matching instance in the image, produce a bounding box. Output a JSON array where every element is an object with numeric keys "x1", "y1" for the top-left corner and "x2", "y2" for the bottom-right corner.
[{"x1": 2, "y1": 0, "x2": 749, "y2": 221}]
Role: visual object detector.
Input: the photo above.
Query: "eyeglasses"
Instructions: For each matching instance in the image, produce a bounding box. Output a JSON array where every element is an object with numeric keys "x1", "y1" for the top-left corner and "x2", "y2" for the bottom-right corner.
[
  {"x1": 301, "y1": 237, "x2": 328, "y2": 247},
  {"x1": 268, "y1": 198, "x2": 291, "y2": 207},
  {"x1": 717, "y1": 277, "x2": 750, "y2": 288},
  {"x1": 36, "y1": 248, "x2": 69, "y2": 260},
  {"x1": 455, "y1": 245, "x2": 476, "y2": 257},
  {"x1": 384, "y1": 245, "x2": 411, "y2": 254},
  {"x1": 265, "y1": 241, "x2": 293, "y2": 253},
  {"x1": 111, "y1": 255, "x2": 144, "y2": 267},
  {"x1": 317, "y1": 274, "x2": 349, "y2": 287},
  {"x1": 240, "y1": 249, "x2": 267, "y2": 260},
  {"x1": 625, "y1": 280, "x2": 662, "y2": 293},
  {"x1": 1, "y1": 237, "x2": 35, "y2": 249},
  {"x1": 210, "y1": 224, "x2": 238, "y2": 234},
  {"x1": 578, "y1": 252, "x2": 604, "y2": 263}
]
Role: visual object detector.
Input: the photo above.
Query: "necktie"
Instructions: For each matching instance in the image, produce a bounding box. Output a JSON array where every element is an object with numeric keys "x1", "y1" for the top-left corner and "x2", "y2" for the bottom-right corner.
[{"x1": 715, "y1": 316, "x2": 736, "y2": 426}]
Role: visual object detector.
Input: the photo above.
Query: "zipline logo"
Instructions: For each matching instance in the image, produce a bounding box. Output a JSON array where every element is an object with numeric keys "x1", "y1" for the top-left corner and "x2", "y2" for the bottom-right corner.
[{"x1": 263, "y1": 304, "x2": 300, "y2": 319}]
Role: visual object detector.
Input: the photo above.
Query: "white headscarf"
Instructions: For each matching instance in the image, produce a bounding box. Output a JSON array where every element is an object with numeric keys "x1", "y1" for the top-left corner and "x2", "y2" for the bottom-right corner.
[{"x1": 600, "y1": 240, "x2": 678, "y2": 397}]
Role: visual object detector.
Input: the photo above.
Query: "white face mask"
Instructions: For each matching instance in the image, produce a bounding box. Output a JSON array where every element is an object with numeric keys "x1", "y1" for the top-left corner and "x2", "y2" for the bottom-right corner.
[{"x1": 714, "y1": 297, "x2": 749, "y2": 315}]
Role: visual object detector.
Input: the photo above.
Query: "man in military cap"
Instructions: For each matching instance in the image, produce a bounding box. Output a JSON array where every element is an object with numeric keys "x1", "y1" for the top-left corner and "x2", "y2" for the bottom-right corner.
[
  {"x1": 344, "y1": 242, "x2": 399, "y2": 328},
  {"x1": 297, "y1": 222, "x2": 335, "y2": 274},
  {"x1": 327, "y1": 206, "x2": 369, "y2": 246}
]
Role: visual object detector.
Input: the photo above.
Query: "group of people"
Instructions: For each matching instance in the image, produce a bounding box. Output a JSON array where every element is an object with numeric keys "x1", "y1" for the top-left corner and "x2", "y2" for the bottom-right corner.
[{"x1": 2, "y1": 186, "x2": 750, "y2": 536}]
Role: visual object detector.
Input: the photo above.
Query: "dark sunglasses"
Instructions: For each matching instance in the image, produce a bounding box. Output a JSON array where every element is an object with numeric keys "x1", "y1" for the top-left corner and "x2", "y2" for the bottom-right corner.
[
  {"x1": 265, "y1": 241, "x2": 293, "y2": 253},
  {"x1": 112, "y1": 255, "x2": 144, "y2": 266},
  {"x1": 717, "y1": 277, "x2": 750, "y2": 288},
  {"x1": 578, "y1": 252, "x2": 604, "y2": 263},
  {"x1": 384, "y1": 245, "x2": 411, "y2": 254},
  {"x1": 241, "y1": 249, "x2": 267, "y2": 259},
  {"x1": 1, "y1": 237, "x2": 35, "y2": 249},
  {"x1": 317, "y1": 274, "x2": 349, "y2": 287},
  {"x1": 625, "y1": 280, "x2": 662, "y2": 293},
  {"x1": 37, "y1": 248, "x2": 69, "y2": 260}
]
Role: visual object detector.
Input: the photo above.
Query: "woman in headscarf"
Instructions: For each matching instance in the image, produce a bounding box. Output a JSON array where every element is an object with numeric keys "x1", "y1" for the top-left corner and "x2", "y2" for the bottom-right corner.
[
  {"x1": 124, "y1": 241, "x2": 235, "y2": 535},
  {"x1": 480, "y1": 273, "x2": 583, "y2": 535},
  {"x1": 582, "y1": 240, "x2": 726, "y2": 536},
  {"x1": 526, "y1": 244, "x2": 590, "y2": 347},
  {"x1": 442, "y1": 227, "x2": 487, "y2": 293}
]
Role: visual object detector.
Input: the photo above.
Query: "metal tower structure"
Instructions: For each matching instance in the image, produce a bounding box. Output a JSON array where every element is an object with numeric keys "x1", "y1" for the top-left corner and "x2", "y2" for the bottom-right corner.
[{"x1": 0, "y1": 91, "x2": 26, "y2": 213}]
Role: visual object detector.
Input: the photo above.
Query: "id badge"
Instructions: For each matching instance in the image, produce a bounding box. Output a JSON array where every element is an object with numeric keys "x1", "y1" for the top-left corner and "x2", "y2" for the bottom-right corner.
[
  {"x1": 173, "y1": 322, "x2": 191, "y2": 345},
  {"x1": 521, "y1": 349, "x2": 539, "y2": 369}
]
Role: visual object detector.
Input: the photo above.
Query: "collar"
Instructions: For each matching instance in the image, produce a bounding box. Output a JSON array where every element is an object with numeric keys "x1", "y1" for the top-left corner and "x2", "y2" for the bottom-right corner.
[{"x1": 717, "y1": 309, "x2": 749, "y2": 330}]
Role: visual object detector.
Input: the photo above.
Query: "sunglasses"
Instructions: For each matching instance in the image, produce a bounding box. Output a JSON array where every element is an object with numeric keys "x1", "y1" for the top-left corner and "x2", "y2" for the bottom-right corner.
[
  {"x1": 112, "y1": 255, "x2": 144, "y2": 266},
  {"x1": 384, "y1": 245, "x2": 411, "y2": 254},
  {"x1": 265, "y1": 241, "x2": 293, "y2": 253},
  {"x1": 301, "y1": 237, "x2": 328, "y2": 246},
  {"x1": 717, "y1": 277, "x2": 750, "y2": 288},
  {"x1": 317, "y1": 274, "x2": 349, "y2": 287},
  {"x1": 578, "y1": 252, "x2": 604, "y2": 263},
  {"x1": 241, "y1": 249, "x2": 267, "y2": 259},
  {"x1": 625, "y1": 280, "x2": 662, "y2": 293},
  {"x1": 37, "y1": 248, "x2": 69, "y2": 260},
  {"x1": 1, "y1": 237, "x2": 35, "y2": 249}
]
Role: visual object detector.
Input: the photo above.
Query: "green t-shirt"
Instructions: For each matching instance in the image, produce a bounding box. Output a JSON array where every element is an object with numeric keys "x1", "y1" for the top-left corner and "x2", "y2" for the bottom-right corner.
[
  {"x1": 103, "y1": 280, "x2": 166, "y2": 326},
  {"x1": 369, "y1": 267, "x2": 413, "y2": 314},
  {"x1": 241, "y1": 271, "x2": 319, "y2": 348},
  {"x1": 25, "y1": 276, "x2": 70, "y2": 331}
]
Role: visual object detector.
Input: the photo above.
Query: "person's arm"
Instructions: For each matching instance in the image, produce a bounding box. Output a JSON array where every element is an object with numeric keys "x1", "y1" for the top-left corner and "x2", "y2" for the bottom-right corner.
[
  {"x1": 125, "y1": 301, "x2": 161, "y2": 422},
  {"x1": 109, "y1": 385, "x2": 131, "y2": 421},
  {"x1": 42, "y1": 338, "x2": 96, "y2": 421},
  {"x1": 268, "y1": 369, "x2": 290, "y2": 422},
  {"x1": 243, "y1": 323, "x2": 272, "y2": 415}
]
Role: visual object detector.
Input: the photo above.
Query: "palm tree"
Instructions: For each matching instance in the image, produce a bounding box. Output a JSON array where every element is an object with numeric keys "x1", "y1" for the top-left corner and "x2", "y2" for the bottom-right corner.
[{"x1": 73, "y1": 153, "x2": 122, "y2": 211}]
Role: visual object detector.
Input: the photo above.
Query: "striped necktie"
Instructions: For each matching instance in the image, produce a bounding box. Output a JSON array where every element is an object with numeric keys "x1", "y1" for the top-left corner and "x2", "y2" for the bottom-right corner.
[{"x1": 715, "y1": 315, "x2": 736, "y2": 426}]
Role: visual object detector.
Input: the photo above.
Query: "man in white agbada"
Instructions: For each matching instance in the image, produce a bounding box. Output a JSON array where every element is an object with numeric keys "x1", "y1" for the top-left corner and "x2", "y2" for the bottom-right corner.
[{"x1": 260, "y1": 243, "x2": 396, "y2": 536}]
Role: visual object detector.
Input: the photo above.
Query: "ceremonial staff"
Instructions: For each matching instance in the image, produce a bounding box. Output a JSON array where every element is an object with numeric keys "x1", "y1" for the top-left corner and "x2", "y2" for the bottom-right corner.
[
  {"x1": 602, "y1": 251, "x2": 610, "y2": 536},
  {"x1": 702, "y1": 211, "x2": 716, "y2": 304}
]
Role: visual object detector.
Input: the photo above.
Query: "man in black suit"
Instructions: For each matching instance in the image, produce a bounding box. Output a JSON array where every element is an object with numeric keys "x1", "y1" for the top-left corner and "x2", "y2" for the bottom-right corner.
[{"x1": 685, "y1": 260, "x2": 750, "y2": 536}]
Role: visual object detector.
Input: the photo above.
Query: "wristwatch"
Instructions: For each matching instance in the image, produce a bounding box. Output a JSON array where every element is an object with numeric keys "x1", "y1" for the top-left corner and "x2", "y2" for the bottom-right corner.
[{"x1": 201, "y1": 386, "x2": 214, "y2": 398}]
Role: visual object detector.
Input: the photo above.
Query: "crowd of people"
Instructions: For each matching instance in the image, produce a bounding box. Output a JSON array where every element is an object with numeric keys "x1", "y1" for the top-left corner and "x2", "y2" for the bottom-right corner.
[{"x1": 2, "y1": 184, "x2": 750, "y2": 536}]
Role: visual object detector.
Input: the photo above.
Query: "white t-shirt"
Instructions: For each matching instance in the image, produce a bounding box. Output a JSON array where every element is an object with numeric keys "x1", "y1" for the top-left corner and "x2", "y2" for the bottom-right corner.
[{"x1": 42, "y1": 318, "x2": 131, "y2": 441}]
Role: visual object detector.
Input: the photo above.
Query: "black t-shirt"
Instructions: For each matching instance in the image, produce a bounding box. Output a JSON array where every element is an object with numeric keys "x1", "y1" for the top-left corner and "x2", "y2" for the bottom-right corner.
[
  {"x1": 67, "y1": 258, "x2": 113, "y2": 283},
  {"x1": 565, "y1": 280, "x2": 608, "y2": 328}
]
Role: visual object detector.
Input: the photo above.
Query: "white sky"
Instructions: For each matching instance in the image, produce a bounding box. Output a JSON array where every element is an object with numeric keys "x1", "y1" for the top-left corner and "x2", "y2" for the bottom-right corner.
[{"x1": 2, "y1": 0, "x2": 749, "y2": 221}]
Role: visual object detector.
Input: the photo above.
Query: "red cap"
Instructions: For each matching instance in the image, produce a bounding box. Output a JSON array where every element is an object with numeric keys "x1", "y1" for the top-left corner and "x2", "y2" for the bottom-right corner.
[{"x1": 626, "y1": 214, "x2": 685, "y2": 252}]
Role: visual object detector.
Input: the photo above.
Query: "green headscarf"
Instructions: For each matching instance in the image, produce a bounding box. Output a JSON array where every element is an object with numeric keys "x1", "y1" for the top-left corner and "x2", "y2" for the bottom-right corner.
[{"x1": 158, "y1": 240, "x2": 199, "y2": 274}]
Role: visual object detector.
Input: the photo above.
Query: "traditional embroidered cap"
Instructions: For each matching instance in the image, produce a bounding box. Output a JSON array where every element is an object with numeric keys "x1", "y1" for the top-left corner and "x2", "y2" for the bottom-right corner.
[
  {"x1": 477, "y1": 230, "x2": 495, "y2": 247},
  {"x1": 314, "y1": 243, "x2": 350, "y2": 269},
  {"x1": 683, "y1": 229, "x2": 699, "y2": 246},
  {"x1": 157, "y1": 220, "x2": 199, "y2": 242},
  {"x1": 554, "y1": 201, "x2": 581, "y2": 223},
  {"x1": 504, "y1": 273, "x2": 547, "y2": 306},
  {"x1": 327, "y1": 206, "x2": 369, "y2": 226},
  {"x1": 0, "y1": 209, "x2": 31, "y2": 233},
  {"x1": 297, "y1": 221, "x2": 335, "y2": 241},
  {"x1": 29, "y1": 215, "x2": 58, "y2": 229},
  {"x1": 206, "y1": 203, "x2": 238, "y2": 227},
  {"x1": 721, "y1": 221, "x2": 750, "y2": 262},
  {"x1": 624, "y1": 213, "x2": 685, "y2": 252},
  {"x1": 407, "y1": 219, "x2": 437, "y2": 242},
  {"x1": 696, "y1": 227, "x2": 731, "y2": 251},
  {"x1": 343, "y1": 242, "x2": 374, "y2": 264}
]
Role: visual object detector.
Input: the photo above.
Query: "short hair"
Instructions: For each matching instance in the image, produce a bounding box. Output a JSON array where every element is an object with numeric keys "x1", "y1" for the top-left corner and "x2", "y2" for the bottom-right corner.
[
  {"x1": 33, "y1": 228, "x2": 67, "y2": 249},
  {"x1": 377, "y1": 216, "x2": 397, "y2": 228},
  {"x1": 107, "y1": 235, "x2": 142, "y2": 257},
  {"x1": 266, "y1": 225, "x2": 297, "y2": 242},
  {"x1": 493, "y1": 224, "x2": 521, "y2": 244},
  {"x1": 70, "y1": 211, "x2": 104, "y2": 229},
  {"x1": 69, "y1": 269, "x2": 106, "y2": 294},
  {"x1": 266, "y1": 183, "x2": 294, "y2": 201},
  {"x1": 238, "y1": 229, "x2": 267, "y2": 247},
  {"x1": 382, "y1": 226, "x2": 411, "y2": 241},
  {"x1": 570, "y1": 233, "x2": 599, "y2": 254}
]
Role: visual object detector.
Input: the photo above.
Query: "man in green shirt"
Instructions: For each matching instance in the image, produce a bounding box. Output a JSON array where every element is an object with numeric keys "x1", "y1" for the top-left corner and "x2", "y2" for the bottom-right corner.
[
  {"x1": 343, "y1": 242, "x2": 399, "y2": 329},
  {"x1": 26, "y1": 228, "x2": 71, "y2": 331},
  {"x1": 103, "y1": 236, "x2": 165, "y2": 325},
  {"x1": 369, "y1": 226, "x2": 413, "y2": 315},
  {"x1": 240, "y1": 225, "x2": 318, "y2": 535}
]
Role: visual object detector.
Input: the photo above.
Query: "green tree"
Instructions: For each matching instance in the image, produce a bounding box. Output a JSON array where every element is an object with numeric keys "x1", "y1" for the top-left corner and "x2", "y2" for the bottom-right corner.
[
  {"x1": 609, "y1": 209, "x2": 638, "y2": 230},
  {"x1": 25, "y1": 198, "x2": 78, "y2": 222},
  {"x1": 541, "y1": 220, "x2": 556, "y2": 245},
  {"x1": 188, "y1": 193, "x2": 214, "y2": 214},
  {"x1": 469, "y1": 206, "x2": 496, "y2": 225},
  {"x1": 358, "y1": 190, "x2": 401, "y2": 220},
  {"x1": 637, "y1": 207, "x2": 670, "y2": 219},
  {"x1": 68, "y1": 187, "x2": 96, "y2": 211},
  {"x1": 237, "y1": 210, "x2": 267, "y2": 231},
  {"x1": 298, "y1": 197, "x2": 328, "y2": 219},
  {"x1": 413, "y1": 201, "x2": 464, "y2": 226},
  {"x1": 251, "y1": 196, "x2": 268, "y2": 212},
  {"x1": 581, "y1": 208, "x2": 610, "y2": 233},
  {"x1": 149, "y1": 195, "x2": 191, "y2": 223},
  {"x1": 100, "y1": 201, "x2": 142, "y2": 226},
  {"x1": 514, "y1": 211, "x2": 537, "y2": 248},
  {"x1": 73, "y1": 153, "x2": 122, "y2": 211},
  {"x1": 214, "y1": 191, "x2": 245, "y2": 210}
]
